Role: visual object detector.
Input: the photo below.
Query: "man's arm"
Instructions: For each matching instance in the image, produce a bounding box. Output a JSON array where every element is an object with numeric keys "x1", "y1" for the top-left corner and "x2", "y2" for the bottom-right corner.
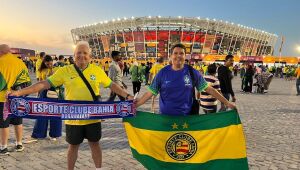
[
  {"x1": 218, "y1": 67, "x2": 235, "y2": 100},
  {"x1": 136, "y1": 91, "x2": 154, "y2": 107},
  {"x1": 7, "y1": 80, "x2": 51, "y2": 97},
  {"x1": 109, "y1": 82, "x2": 133, "y2": 100},
  {"x1": 196, "y1": 91, "x2": 200, "y2": 100},
  {"x1": 148, "y1": 73, "x2": 153, "y2": 84},
  {"x1": 205, "y1": 86, "x2": 236, "y2": 109},
  {"x1": 229, "y1": 81, "x2": 235, "y2": 100},
  {"x1": 108, "y1": 65, "x2": 116, "y2": 81}
]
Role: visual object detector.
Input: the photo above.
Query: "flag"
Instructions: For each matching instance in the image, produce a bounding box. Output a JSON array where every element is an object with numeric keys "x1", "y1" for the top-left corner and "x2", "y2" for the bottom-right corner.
[{"x1": 123, "y1": 110, "x2": 248, "y2": 170}]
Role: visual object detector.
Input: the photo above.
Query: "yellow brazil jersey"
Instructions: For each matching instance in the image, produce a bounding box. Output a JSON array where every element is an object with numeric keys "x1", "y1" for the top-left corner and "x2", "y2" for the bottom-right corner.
[
  {"x1": 35, "y1": 58, "x2": 42, "y2": 79},
  {"x1": 193, "y1": 65, "x2": 201, "y2": 71},
  {"x1": 40, "y1": 67, "x2": 59, "y2": 81},
  {"x1": 47, "y1": 64, "x2": 112, "y2": 125},
  {"x1": 150, "y1": 63, "x2": 164, "y2": 77},
  {"x1": 268, "y1": 67, "x2": 272, "y2": 72},
  {"x1": 295, "y1": 67, "x2": 300, "y2": 79},
  {"x1": 202, "y1": 65, "x2": 208, "y2": 75},
  {"x1": 283, "y1": 67, "x2": 287, "y2": 73},
  {"x1": 0, "y1": 53, "x2": 31, "y2": 102}
]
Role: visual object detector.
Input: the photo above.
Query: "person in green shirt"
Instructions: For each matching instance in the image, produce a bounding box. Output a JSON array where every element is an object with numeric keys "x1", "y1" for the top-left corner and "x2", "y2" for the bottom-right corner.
[
  {"x1": 129, "y1": 62, "x2": 142, "y2": 95},
  {"x1": 140, "y1": 63, "x2": 146, "y2": 83}
]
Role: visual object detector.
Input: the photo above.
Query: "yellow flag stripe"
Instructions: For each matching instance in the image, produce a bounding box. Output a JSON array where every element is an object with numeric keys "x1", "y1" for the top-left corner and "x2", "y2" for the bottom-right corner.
[{"x1": 124, "y1": 122, "x2": 247, "y2": 163}]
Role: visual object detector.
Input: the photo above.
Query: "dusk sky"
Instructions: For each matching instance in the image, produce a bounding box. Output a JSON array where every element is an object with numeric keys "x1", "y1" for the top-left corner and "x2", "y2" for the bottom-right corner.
[{"x1": 0, "y1": 0, "x2": 299, "y2": 56}]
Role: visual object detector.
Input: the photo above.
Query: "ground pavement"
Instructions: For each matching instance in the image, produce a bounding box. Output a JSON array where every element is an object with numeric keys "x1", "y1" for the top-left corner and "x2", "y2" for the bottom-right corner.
[{"x1": 1, "y1": 73, "x2": 299, "y2": 170}]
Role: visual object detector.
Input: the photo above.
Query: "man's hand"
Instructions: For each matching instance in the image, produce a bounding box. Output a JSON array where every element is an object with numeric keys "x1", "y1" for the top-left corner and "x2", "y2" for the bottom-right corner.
[
  {"x1": 132, "y1": 98, "x2": 138, "y2": 115},
  {"x1": 127, "y1": 95, "x2": 134, "y2": 100},
  {"x1": 135, "y1": 98, "x2": 141, "y2": 108},
  {"x1": 232, "y1": 96, "x2": 236, "y2": 102},
  {"x1": 225, "y1": 101, "x2": 236, "y2": 110},
  {"x1": 6, "y1": 90, "x2": 20, "y2": 98}
]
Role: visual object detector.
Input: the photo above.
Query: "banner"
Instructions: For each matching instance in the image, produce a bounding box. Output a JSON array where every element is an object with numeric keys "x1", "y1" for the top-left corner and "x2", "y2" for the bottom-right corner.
[
  {"x1": 123, "y1": 110, "x2": 248, "y2": 170},
  {"x1": 4, "y1": 96, "x2": 135, "y2": 120}
]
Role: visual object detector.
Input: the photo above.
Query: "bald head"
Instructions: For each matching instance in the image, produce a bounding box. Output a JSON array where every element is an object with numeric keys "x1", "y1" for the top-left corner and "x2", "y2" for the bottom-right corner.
[{"x1": 0, "y1": 44, "x2": 11, "y2": 56}]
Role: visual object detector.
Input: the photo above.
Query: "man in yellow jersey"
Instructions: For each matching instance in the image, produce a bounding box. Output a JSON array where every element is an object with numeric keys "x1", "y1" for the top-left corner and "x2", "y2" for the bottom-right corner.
[
  {"x1": 149, "y1": 57, "x2": 164, "y2": 112},
  {"x1": 0, "y1": 44, "x2": 31, "y2": 155},
  {"x1": 295, "y1": 66, "x2": 300, "y2": 96},
  {"x1": 149, "y1": 57, "x2": 164, "y2": 83},
  {"x1": 104, "y1": 61, "x2": 109, "y2": 75},
  {"x1": 36, "y1": 52, "x2": 45, "y2": 82},
  {"x1": 8, "y1": 41, "x2": 134, "y2": 169},
  {"x1": 193, "y1": 60, "x2": 201, "y2": 71}
]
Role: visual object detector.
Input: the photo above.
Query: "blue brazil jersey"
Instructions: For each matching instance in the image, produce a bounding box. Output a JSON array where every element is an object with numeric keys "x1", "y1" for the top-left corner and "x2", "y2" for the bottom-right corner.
[{"x1": 148, "y1": 64, "x2": 208, "y2": 116}]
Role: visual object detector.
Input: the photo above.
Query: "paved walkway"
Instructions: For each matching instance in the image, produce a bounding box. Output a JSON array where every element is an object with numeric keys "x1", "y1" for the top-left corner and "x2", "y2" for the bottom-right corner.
[{"x1": 1, "y1": 74, "x2": 299, "y2": 170}]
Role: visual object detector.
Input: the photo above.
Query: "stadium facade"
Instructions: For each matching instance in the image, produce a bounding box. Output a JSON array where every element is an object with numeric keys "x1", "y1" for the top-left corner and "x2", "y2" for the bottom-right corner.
[{"x1": 71, "y1": 16, "x2": 278, "y2": 59}]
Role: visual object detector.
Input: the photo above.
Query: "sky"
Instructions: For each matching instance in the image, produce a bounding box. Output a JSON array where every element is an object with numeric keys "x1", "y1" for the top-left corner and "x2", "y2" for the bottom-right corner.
[{"x1": 0, "y1": 0, "x2": 299, "y2": 56}]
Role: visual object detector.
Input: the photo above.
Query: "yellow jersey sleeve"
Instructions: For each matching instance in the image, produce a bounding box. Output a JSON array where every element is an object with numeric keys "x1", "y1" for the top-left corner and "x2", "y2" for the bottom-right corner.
[
  {"x1": 97, "y1": 66, "x2": 112, "y2": 88},
  {"x1": 14, "y1": 69, "x2": 31, "y2": 87},
  {"x1": 41, "y1": 68, "x2": 58, "y2": 81},
  {"x1": 47, "y1": 67, "x2": 65, "y2": 88}
]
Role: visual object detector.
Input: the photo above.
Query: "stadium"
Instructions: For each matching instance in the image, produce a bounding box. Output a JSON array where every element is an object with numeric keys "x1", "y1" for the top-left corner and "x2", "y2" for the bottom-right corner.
[{"x1": 71, "y1": 16, "x2": 278, "y2": 60}]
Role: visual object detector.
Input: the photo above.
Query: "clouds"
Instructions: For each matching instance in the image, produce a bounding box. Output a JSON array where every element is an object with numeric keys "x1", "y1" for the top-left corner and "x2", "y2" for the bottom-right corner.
[
  {"x1": 0, "y1": 2, "x2": 74, "y2": 55},
  {"x1": 0, "y1": 27, "x2": 73, "y2": 54}
]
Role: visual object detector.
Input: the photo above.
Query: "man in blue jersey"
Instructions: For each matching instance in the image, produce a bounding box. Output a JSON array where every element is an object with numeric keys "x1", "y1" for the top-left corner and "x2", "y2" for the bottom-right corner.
[{"x1": 136, "y1": 43, "x2": 236, "y2": 115}]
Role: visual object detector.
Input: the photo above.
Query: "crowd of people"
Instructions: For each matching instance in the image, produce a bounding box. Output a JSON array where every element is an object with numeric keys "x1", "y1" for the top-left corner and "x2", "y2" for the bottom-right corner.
[
  {"x1": 23, "y1": 55, "x2": 75, "y2": 74},
  {"x1": 1, "y1": 41, "x2": 299, "y2": 170}
]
